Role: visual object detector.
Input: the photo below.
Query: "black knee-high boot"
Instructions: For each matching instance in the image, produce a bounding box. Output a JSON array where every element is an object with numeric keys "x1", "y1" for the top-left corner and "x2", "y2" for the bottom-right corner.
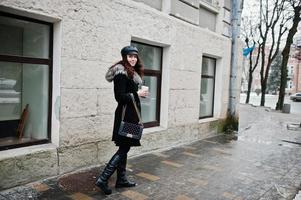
[
  {"x1": 95, "y1": 154, "x2": 122, "y2": 195},
  {"x1": 115, "y1": 154, "x2": 136, "y2": 188}
]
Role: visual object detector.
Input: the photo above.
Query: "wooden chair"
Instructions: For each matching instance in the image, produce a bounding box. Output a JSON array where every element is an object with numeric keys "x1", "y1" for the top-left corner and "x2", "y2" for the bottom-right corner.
[{"x1": 16, "y1": 104, "x2": 29, "y2": 139}]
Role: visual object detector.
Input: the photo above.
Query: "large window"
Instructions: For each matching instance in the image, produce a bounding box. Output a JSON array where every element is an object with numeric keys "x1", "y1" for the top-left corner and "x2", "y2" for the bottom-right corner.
[
  {"x1": 131, "y1": 41, "x2": 162, "y2": 128},
  {"x1": 200, "y1": 57, "x2": 216, "y2": 118},
  {"x1": 0, "y1": 12, "x2": 52, "y2": 150}
]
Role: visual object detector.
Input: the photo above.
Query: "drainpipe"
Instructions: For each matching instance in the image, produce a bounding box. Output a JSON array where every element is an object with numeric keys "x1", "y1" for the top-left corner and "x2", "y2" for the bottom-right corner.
[
  {"x1": 228, "y1": 0, "x2": 243, "y2": 117},
  {"x1": 296, "y1": 46, "x2": 301, "y2": 92}
]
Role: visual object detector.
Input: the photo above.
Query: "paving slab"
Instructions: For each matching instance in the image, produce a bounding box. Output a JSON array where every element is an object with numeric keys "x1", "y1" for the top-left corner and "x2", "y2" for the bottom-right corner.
[{"x1": 1, "y1": 104, "x2": 301, "y2": 199}]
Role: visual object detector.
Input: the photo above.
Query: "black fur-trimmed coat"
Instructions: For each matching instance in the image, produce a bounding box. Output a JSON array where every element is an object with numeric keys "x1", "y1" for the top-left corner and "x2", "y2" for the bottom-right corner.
[{"x1": 105, "y1": 64, "x2": 142, "y2": 146}]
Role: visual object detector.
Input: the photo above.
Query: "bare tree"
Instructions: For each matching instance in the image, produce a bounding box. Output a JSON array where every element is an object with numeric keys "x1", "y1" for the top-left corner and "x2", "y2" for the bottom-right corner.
[
  {"x1": 258, "y1": 0, "x2": 289, "y2": 106},
  {"x1": 241, "y1": 16, "x2": 262, "y2": 104},
  {"x1": 246, "y1": 41, "x2": 261, "y2": 103},
  {"x1": 276, "y1": 0, "x2": 301, "y2": 110}
]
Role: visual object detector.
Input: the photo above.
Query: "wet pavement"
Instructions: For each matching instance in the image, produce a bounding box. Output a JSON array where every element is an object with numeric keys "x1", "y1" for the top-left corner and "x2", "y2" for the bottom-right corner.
[
  {"x1": 240, "y1": 93, "x2": 301, "y2": 115},
  {"x1": 1, "y1": 104, "x2": 301, "y2": 200}
]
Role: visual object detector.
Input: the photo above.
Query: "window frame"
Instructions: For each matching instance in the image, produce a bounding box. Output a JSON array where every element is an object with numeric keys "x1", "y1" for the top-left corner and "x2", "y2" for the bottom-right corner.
[
  {"x1": 199, "y1": 56, "x2": 216, "y2": 119},
  {"x1": 131, "y1": 41, "x2": 162, "y2": 128},
  {"x1": 0, "y1": 11, "x2": 53, "y2": 150}
]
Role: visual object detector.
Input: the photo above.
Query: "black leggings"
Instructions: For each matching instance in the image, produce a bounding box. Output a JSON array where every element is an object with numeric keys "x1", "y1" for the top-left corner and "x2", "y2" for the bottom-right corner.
[{"x1": 116, "y1": 145, "x2": 131, "y2": 158}]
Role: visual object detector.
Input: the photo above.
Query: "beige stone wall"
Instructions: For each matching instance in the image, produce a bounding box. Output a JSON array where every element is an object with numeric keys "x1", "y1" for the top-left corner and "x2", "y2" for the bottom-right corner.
[
  {"x1": 0, "y1": 0, "x2": 235, "y2": 189},
  {"x1": 0, "y1": 145, "x2": 58, "y2": 190}
]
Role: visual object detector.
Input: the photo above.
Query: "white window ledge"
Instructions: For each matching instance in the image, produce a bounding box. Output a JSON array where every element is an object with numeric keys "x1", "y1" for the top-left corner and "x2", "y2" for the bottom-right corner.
[
  {"x1": 143, "y1": 126, "x2": 167, "y2": 134},
  {"x1": 199, "y1": 117, "x2": 219, "y2": 123},
  {"x1": 0, "y1": 143, "x2": 57, "y2": 160},
  {"x1": 199, "y1": 1, "x2": 220, "y2": 14}
]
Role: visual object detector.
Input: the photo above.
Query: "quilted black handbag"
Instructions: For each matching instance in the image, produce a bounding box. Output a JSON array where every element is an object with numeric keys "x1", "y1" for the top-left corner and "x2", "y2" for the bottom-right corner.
[{"x1": 118, "y1": 94, "x2": 143, "y2": 140}]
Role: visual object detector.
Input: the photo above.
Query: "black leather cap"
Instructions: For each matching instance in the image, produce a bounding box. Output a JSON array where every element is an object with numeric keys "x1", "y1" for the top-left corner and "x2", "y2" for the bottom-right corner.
[{"x1": 121, "y1": 46, "x2": 138, "y2": 56}]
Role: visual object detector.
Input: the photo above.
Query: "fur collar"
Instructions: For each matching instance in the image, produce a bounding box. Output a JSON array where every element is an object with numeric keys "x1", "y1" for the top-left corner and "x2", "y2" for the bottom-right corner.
[{"x1": 105, "y1": 64, "x2": 142, "y2": 85}]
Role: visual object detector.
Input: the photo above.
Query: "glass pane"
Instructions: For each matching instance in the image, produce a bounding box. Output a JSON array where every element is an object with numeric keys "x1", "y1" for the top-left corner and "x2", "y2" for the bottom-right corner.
[
  {"x1": 202, "y1": 57, "x2": 215, "y2": 76},
  {"x1": 140, "y1": 76, "x2": 158, "y2": 123},
  {"x1": 0, "y1": 62, "x2": 22, "y2": 121},
  {"x1": 0, "y1": 62, "x2": 49, "y2": 148},
  {"x1": 0, "y1": 15, "x2": 50, "y2": 59},
  {"x1": 200, "y1": 78, "x2": 214, "y2": 118},
  {"x1": 131, "y1": 42, "x2": 162, "y2": 70},
  {"x1": 22, "y1": 64, "x2": 49, "y2": 139}
]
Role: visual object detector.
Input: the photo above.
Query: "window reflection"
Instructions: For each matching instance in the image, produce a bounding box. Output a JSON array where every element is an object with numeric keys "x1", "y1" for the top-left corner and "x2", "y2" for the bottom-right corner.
[
  {"x1": 200, "y1": 57, "x2": 216, "y2": 118},
  {"x1": 0, "y1": 12, "x2": 51, "y2": 150},
  {"x1": 131, "y1": 42, "x2": 162, "y2": 127},
  {"x1": 0, "y1": 63, "x2": 22, "y2": 121}
]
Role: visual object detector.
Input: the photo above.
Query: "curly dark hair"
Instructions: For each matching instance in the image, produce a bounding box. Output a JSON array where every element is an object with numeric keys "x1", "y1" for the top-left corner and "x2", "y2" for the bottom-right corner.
[{"x1": 112, "y1": 55, "x2": 144, "y2": 78}]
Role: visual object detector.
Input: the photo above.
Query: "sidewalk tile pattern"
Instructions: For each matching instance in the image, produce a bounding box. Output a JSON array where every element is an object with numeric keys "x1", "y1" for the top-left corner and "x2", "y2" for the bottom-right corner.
[
  {"x1": 161, "y1": 160, "x2": 183, "y2": 168},
  {"x1": 70, "y1": 192, "x2": 93, "y2": 200},
  {"x1": 1, "y1": 105, "x2": 301, "y2": 200},
  {"x1": 121, "y1": 190, "x2": 148, "y2": 200},
  {"x1": 182, "y1": 152, "x2": 200, "y2": 158},
  {"x1": 31, "y1": 183, "x2": 50, "y2": 192},
  {"x1": 136, "y1": 172, "x2": 160, "y2": 181}
]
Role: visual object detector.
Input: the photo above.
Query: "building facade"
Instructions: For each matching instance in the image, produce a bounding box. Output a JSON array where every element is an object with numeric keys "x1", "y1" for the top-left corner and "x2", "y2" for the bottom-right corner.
[
  {"x1": 288, "y1": 31, "x2": 301, "y2": 94},
  {"x1": 0, "y1": 0, "x2": 241, "y2": 189},
  {"x1": 287, "y1": 46, "x2": 301, "y2": 94}
]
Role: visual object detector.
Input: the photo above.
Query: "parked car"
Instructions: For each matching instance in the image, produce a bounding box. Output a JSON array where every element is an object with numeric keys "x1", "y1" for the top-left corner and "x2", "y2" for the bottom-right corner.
[{"x1": 290, "y1": 93, "x2": 301, "y2": 102}]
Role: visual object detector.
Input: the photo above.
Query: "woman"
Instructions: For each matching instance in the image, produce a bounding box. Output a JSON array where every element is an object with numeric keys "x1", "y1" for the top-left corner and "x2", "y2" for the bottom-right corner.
[{"x1": 95, "y1": 46, "x2": 148, "y2": 195}]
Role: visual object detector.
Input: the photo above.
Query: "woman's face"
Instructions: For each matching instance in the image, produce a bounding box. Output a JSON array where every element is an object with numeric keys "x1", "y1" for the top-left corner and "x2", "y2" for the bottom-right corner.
[{"x1": 127, "y1": 54, "x2": 138, "y2": 67}]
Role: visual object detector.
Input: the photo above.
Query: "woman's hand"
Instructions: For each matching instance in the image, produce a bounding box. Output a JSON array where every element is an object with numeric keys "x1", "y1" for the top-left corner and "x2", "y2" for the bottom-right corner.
[{"x1": 137, "y1": 89, "x2": 149, "y2": 98}]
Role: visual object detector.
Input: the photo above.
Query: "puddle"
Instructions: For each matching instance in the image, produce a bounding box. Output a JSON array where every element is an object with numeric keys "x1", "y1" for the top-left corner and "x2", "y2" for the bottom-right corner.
[{"x1": 238, "y1": 135, "x2": 272, "y2": 145}]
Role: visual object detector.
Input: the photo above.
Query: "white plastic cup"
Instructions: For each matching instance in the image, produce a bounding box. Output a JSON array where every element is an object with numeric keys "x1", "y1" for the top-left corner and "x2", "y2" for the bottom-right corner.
[{"x1": 141, "y1": 86, "x2": 149, "y2": 92}]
